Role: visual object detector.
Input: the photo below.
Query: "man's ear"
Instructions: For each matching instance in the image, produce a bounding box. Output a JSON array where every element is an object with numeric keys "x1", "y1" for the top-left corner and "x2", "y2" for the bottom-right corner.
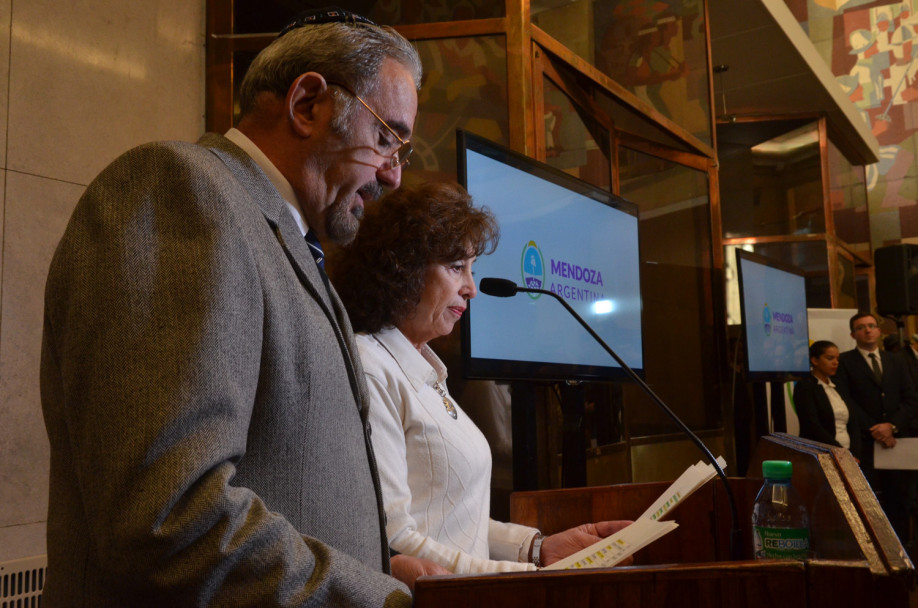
[{"x1": 286, "y1": 72, "x2": 331, "y2": 138}]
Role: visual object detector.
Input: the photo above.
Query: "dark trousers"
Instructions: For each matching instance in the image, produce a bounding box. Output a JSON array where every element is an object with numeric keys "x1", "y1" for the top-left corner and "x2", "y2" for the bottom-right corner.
[{"x1": 861, "y1": 439, "x2": 916, "y2": 544}]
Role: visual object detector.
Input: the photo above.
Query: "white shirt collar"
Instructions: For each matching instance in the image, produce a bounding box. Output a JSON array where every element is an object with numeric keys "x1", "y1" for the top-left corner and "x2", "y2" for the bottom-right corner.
[
  {"x1": 856, "y1": 345, "x2": 880, "y2": 360},
  {"x1": 815, "y1": 375, "x2": 836, "y2": 389},
  {"x1": 224, "y1": 128, "x2": 308, "y2": 237},
  {"x1": 372, "y1": 326, "x2": 448, "y2": 393}
]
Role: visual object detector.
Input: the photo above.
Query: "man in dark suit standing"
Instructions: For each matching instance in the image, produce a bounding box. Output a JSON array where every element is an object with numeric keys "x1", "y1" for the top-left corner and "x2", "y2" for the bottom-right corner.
[
  {"x1": 835, "y1": 312, "x2": 918, "y2": 544},
  {"x1": 40, "y1": 8, "x2": 445, "y2": 607}
]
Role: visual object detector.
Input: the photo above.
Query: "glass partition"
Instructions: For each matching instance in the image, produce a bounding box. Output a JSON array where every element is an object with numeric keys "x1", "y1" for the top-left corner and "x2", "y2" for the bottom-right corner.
[
  {"x1": 542, "y1": 77, "x2": 611, "y2": 190},
  {"x1": 726, "y1": 241, "x2": 832, "y2": 310},
  {"x1": 533, "y1": 0, "x2": 711, "y2": 146},
  {"x1": 408, "y1": 36, "x2": 510, "y2": 183},
  {"x1": 619, "y1": 146, "x2": 717, "y2": 433},
  {"x1": 835, "y1": 248, "x2": 858, "y2": 309},
  {"x1": 230, "y1": 36, "x2": 510, "y2": 184},
  {"x1": 720, "y1": 121, "x2": 824, "y2": 238},
  {"x1": 828, "y1": 137, "x2": 870, "y2": 250}
]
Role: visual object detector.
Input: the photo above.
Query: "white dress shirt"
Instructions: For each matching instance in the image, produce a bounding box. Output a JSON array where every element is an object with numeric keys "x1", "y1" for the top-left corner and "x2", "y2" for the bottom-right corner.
[
  {"x1": 358, "y1": 327, "x2": 538, "y2": 573},
  {"x1": 224, "y1": 128, "x2": 308, "y2": 237},
  {"x1": 856, "y1": 345, "x2": 882, "y2": 375},
  {"x1": 816, "y1": 376, "x2": 851, "y2": 448}
]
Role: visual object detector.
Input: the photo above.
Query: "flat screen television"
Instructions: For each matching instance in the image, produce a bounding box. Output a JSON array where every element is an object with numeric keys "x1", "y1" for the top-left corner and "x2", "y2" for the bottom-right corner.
[
  {"x1": 458, "y1": 130, "x2": 644, "y2": 382},
  {"x1": 735, "y1": 249, "x2": 811, "y2": 381}
]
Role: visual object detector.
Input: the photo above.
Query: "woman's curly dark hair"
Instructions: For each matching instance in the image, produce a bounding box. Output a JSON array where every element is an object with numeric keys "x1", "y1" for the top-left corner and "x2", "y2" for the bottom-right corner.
[{"x1": 329, "y1": 181, "x2": 499, "y2": 334}]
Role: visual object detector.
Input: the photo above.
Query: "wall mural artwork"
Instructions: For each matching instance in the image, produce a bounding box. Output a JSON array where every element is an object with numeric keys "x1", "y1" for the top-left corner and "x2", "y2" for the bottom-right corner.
[
  {"x1": 591, "y1": 0, "x2": 710, "y2": 146},
  {"x1": 406, "y1": 36, "x2": 509, "y2": 185},
  {"x1": 792, "y1": 0, "x2": 918, "y2": 246}
]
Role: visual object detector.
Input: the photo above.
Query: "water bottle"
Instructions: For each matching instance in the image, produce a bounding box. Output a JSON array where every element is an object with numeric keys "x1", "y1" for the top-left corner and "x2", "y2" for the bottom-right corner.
[{"x1": 751, "y1": 460, "x2": 810, "y2": 560}]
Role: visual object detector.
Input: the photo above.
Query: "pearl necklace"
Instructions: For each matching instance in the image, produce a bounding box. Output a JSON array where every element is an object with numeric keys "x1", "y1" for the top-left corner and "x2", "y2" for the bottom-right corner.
[{"x1": 433, "y1": 381, "x2": 458, "y2": 419}]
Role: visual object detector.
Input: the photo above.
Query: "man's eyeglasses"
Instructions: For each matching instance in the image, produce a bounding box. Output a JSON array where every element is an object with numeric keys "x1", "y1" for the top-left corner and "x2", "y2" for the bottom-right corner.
[{"x1": 329, "y1": 81, "x2": 413, "y2": 169}]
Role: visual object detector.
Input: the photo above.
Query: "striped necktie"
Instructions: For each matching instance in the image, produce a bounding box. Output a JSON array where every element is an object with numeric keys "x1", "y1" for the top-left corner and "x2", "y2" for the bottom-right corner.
[
  {"x1": 304, "y1": 230, "x2": 325, "y2": 270},
  {"x1": 304, "y1": 230, "x2": 330, "y2": 290}
]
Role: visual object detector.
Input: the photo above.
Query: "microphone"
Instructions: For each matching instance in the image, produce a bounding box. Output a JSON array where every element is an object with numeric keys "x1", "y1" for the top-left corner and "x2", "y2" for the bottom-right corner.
[
  {"x1": 479, "y1": 277, "x2": 519, "y2": 298},
  {"x1": 479, "y1": 277, "x2": 742, "y2": 561}
]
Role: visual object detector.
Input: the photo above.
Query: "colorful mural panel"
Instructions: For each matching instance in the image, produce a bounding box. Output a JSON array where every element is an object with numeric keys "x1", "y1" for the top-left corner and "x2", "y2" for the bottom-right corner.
[{"x1": 790, "y1": 0, "x2": 918, "y2": 247}]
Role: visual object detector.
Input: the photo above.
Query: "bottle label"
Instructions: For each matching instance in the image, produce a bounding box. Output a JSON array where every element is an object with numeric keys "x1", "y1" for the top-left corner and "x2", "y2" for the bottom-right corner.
[{"x1": 753, "y1": 526, "x2": 809, "y2": 559}]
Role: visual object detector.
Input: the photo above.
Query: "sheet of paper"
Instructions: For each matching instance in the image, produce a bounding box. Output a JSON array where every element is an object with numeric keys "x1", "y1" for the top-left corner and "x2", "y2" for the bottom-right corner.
[
  {"x1": 638, "y1": 456, "x2": 728, "y2": 521},
  {"x1": 542, "y1": 455, "x2": 726, "y2": 571},
  {"x1": 874, "y1": 438, "x2": 918, "y2": 470},
  {"x1": 542, "y1": 518, "x2": 679, "y2": 570}
]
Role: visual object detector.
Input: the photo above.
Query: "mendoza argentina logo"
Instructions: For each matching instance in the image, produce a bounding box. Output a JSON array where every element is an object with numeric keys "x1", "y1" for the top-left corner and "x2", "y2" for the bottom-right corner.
[
  {"x1": 521, "y1": 240, "x2": 545, "y2": 300},
  {"x1": 763, "y1": 302, "x2": 795, "y2": 337}
]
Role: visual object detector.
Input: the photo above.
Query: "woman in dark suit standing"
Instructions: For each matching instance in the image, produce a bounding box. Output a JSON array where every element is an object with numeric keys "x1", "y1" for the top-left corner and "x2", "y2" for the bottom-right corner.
[{"x1": 793, "y1": 340, "x2": 862, "y2": 459}]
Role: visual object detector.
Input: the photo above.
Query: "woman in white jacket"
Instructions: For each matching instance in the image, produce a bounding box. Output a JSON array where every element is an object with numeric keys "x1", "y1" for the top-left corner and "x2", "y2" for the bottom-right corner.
[{"x1": 331, "y1": 181, "x2": 630, "y2": 574}]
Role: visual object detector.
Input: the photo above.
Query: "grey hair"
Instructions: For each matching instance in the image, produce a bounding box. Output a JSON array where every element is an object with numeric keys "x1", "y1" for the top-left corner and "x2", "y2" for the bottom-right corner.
[{"x1": 238, "y1": 22, "x2": 422, "y2": 126}]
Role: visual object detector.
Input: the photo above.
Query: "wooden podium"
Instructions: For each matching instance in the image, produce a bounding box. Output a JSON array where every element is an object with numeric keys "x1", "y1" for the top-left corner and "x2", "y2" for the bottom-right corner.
[{"x1": 414, "y1": 434, "x2": 914, "y2": 607}]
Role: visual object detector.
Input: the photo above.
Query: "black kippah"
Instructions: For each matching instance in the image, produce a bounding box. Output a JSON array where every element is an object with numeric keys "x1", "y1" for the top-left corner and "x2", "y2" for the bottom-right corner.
[{"x1": 278, "y1": 6, "x2": 377, "y2": 37}]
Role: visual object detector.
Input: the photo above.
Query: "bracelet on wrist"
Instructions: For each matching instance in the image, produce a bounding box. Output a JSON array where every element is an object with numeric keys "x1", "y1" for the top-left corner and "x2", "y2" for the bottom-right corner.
[{"x1": 530, "y1": 533, "x2": 545, "y2": 568}]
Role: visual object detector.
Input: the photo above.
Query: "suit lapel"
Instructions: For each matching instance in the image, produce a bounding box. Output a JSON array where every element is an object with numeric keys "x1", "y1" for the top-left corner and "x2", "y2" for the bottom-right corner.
[
  {"x1": 197, "y1": 133, "x2": 365, "y2": 407},
  {"x1": 198, "y1": 134, "x2": 335, "y2": 310}
]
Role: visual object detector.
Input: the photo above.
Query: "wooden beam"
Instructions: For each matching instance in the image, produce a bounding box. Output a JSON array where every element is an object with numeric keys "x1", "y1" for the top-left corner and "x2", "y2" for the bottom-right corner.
[{"x1": 505, "y1": 0, "x2": 535, "y2": 156}]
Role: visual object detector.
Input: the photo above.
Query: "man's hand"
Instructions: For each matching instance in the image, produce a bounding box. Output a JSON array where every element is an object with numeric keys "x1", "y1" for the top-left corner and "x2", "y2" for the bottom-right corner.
[
  {"x1": 870, "y1": 422, "x2": 897, "y2": 447},
  {"x1": 390, "y1": 554, "x2": 451, "y2": 591},
  {"x1": 539, "y1": 520, "x2": 633, "y2": 567}
]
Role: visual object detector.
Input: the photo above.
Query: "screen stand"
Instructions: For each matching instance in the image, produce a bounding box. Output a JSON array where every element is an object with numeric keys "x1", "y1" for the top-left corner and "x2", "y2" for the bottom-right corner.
[
  {"x1": 510, "y1": 382, "x2": 589, "y2": 491},
  {"x1": 511, "y1": 381, "x2": 539, "y2": 491},
  {"x1": 752, "y1": 381, "x2": 787, "y2": 439},
  {"x1": 752, "y1": 381, "x2": 770, "y2": 440},
  {"x1": 770, "y1": 382, "x2": 787, "y2": 433},
  {"x1": 560, "y1": 382, "x2": 587, "y2": 488}
]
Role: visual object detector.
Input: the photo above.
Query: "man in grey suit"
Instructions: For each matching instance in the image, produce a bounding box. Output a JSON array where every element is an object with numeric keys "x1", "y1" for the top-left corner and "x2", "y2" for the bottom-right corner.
[{"x1": 40, "y1": 9, "x2": 446, "y2": 607}]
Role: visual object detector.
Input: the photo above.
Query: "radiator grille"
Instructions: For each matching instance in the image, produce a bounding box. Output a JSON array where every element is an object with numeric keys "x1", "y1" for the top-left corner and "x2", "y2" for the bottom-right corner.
[{"x1": 0, "y1": 555, "x2": 46, "y2": 608}]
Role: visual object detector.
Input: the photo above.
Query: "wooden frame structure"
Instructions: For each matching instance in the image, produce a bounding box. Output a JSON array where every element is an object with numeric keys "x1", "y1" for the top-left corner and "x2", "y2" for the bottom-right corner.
[{"x1": 204, "y1": 1, "x2": 878, "y2": 487}]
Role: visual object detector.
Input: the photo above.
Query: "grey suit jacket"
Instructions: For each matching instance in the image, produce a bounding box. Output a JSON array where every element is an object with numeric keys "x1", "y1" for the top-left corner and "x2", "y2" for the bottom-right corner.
[{"x1": 40, "y1": 134, "x2": 409, "y2": 606}]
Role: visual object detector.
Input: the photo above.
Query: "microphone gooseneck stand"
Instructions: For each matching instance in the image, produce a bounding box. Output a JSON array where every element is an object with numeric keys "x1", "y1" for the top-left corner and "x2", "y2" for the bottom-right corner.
[{"x1": 479, "y1": 277, "x2": 743, "y2": 561}]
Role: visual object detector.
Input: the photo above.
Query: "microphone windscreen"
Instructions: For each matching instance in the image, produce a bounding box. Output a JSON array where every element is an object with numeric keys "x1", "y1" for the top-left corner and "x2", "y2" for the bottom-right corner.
[{"x1": 479, "y1": 278, "x2": 519, "y2": 298}]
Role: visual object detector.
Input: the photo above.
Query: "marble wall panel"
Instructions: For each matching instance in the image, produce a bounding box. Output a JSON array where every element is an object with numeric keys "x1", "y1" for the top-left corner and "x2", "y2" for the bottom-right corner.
[
  {"x1": 8, "y1": 0, "x2": 205, "y2": 185},
  {"x1": 0, "y1": 172, "x2": 84, "y2": 558}
]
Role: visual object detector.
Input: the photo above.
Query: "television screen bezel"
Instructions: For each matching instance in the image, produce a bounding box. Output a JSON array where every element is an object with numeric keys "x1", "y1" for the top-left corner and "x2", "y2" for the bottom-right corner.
[
  {"x1": 457, "y1": 129, "x2": 645, "y2": 383},
  {"x1": 735, "y1": 248, "x2": 811, "y2": 382}
]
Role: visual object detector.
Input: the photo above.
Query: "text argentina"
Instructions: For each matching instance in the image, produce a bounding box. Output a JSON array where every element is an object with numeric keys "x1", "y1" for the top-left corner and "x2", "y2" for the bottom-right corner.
[{"x1": 550, "y1": 258, "x2": 605, "y2": 302}]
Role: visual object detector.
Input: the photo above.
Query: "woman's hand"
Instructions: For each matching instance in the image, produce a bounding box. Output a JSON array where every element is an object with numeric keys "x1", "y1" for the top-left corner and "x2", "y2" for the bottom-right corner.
[
  {"x1": 390, "y1": 555, "x2": 452, "y2": 591},
  {"x1": 538, "y1": 520, "x2": 633, "y2": 567}
]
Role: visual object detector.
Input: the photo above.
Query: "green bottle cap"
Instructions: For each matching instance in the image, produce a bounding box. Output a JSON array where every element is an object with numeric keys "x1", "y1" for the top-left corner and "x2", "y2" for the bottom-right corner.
[{"x1": 762, "y1": 460, "x2": 793, "y2": 479}]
